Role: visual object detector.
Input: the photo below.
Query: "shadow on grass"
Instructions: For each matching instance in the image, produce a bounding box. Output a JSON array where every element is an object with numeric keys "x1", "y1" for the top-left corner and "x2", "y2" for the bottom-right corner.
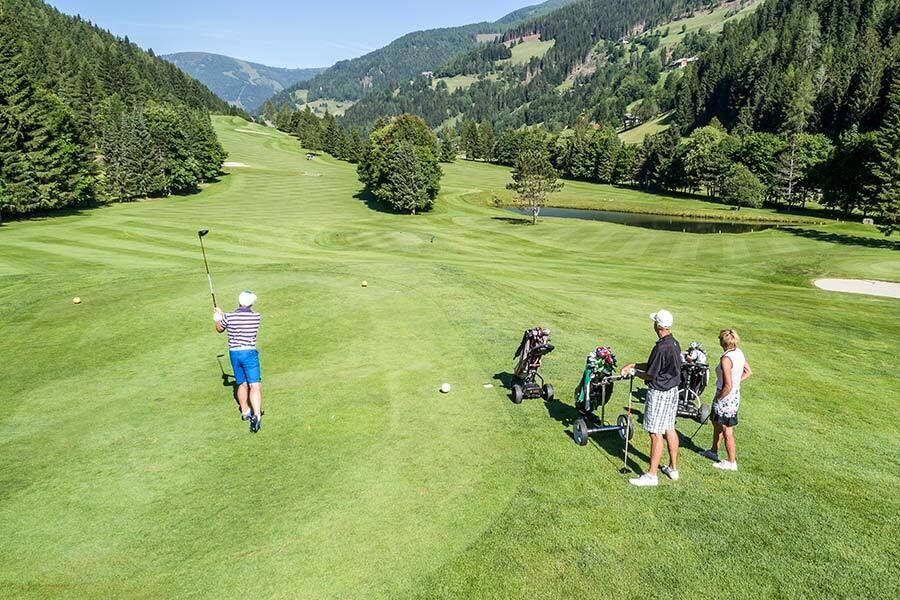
[
  {"x1": 353, "y1": 189, "x2": 400, "y2": 215},
  {"x1": 492, "y1": 371, "x2": 515, "y2": 402},
  {"x1": 490, "y1": 216, "x2": 533, "y2": 226},
  {"x1": 782, "y1": 227, "x2": 900, "y2": 251},
  {"x1": 217, "y1": 354, "x2": 241, "y2": 411},
  {"x1": 676, "y1": 427, "x2": 709, "y2": 455}
]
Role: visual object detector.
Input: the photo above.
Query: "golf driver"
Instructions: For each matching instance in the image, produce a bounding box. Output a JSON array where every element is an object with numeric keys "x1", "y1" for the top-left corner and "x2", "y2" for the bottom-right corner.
[
  {"x1": 198, "y1": 229, "x2": 217, "y2": 308},
  {"x1": 620, "y1": 375, "x2": 635, "y2": 474}
]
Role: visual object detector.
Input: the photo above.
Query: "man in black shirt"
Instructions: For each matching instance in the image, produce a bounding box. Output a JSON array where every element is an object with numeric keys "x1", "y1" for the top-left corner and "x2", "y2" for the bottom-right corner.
[{"x1": 621, "y1": 310, "x2": 682, "y2": 487}]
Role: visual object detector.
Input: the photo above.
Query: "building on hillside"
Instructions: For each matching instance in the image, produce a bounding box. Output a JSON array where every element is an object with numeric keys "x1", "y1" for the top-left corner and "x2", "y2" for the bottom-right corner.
[
  {"x1": 666, "y1": 56, "x2": 699, "y2": 71},
  {"x1": 622, "y1": 113, "x2": 643, "y2": 129},
  {"x1": 420, "y1": 71, "x2": 434, "y2": 78}
]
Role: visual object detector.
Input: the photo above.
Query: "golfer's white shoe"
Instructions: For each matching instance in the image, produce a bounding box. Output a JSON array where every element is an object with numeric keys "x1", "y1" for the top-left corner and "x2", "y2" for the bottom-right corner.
[
  {"x1": 660, "y1": 466, "x2": 679, "y2": 481},
  {"x1": 712, "y1": 460, "x2": 738, "y2": 471},
  {"x1": 701, "y1": 449, "x2": 719, "y2": 461},
  {"x1": 629, "y1": 474, "x2": 659, "y2": 487}
]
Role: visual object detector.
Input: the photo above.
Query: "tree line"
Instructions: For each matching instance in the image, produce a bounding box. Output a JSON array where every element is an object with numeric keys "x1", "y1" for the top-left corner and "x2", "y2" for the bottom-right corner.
[{"x1": 0, "y1": 0, "x2": 237, "y2": 219}]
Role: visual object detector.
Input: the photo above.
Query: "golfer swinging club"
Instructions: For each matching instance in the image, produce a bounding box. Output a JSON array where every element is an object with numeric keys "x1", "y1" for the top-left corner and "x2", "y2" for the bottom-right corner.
[
  {"x1": 620, "y1": 309, "x2": 682, "y2": 487},
  {"x1": 214, "y1": 291, "x2": 264, "y2": 433}
]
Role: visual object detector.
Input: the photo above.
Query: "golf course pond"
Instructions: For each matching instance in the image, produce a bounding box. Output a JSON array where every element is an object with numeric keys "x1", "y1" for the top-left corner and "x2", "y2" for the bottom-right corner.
[{"x1": 510, "y1": 207, "x2": 782, "y2": 233}]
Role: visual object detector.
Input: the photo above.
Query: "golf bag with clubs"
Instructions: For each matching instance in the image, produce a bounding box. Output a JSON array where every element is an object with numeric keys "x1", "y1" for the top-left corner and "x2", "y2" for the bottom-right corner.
[
  {"x1": 571, "y1": 346, "x2": 635, "y2": 447},
  {"x1": 574, "y1": 346, "x2": 618, "y2": 415},
  {"x1": 511, "y1": 327, "x2": 555, "y2": 404},
  {"x1": 677, "y1": 342, "x2": 712, "y2": 422}
]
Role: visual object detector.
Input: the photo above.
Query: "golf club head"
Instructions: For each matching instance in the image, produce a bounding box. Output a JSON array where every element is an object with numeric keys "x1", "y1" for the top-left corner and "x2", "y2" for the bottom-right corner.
[{"x1": 198, "y1": 229, "x2": 209, "y2": 237}]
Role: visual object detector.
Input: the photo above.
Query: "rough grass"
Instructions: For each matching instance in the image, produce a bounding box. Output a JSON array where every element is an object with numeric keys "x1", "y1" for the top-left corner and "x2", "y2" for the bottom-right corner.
[
  {"x1": 502, "y1": 39, "x2": 555, "y2": 65},
  {"x1": 432, "y1": 73, "x2": 498, "y2": 93},
  {"x1": 0, "y1": 117, "x2": 897, "y2": 599},
  {"x1": 654, "y1": 0, "x2": 764, "y2": 49},
  {"x1": 618, "y1": 111, "x2": 675, "y2": 145}
]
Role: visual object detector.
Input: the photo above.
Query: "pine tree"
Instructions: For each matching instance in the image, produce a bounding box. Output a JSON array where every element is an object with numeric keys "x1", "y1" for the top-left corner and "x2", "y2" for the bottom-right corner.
[
  {"x1": 0, "y1": 21, "x2": 93, "y2": 213},
  {"x1": 439, "y1": 126, "x2": 457, "y2": 163},
  {"x1": 387, "y1": 141, "x2": 427, "y2": 215},
  {"x1": 461, "y1": 119, "x2": 479, "y2": 160},
  {"x1": 262, "y1": 100, "x2": 277, "y2": 124},
  {"x1": 275, "y1": 104, "x2": 294, "y2": 132},
  {"x1": 871, "y1": 76, "x2": 900, "y2": 234},
  {"x1": 478, "y1": 121, "x2": 495, "y2": 162}
]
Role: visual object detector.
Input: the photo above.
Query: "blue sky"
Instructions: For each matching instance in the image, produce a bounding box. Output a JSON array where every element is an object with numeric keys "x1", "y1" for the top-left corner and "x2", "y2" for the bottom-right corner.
[{"x1": 46, "y1": 1, "x2": 535, "y2": 68}]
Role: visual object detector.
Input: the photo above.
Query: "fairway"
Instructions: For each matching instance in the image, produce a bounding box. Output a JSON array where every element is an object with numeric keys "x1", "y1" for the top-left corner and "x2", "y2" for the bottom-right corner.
[{"x1": 1, "y1": 117, "x2": 898, "y2": 598}]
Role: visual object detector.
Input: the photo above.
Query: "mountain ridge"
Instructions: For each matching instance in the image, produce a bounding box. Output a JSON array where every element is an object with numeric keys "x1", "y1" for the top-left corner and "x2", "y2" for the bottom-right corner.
[
  {"x1": 163, "y1": 52, "x2": 326, "y2": 111},
  {"x1": 266, "y1": 0, "x2": 578, "y2": 109}
]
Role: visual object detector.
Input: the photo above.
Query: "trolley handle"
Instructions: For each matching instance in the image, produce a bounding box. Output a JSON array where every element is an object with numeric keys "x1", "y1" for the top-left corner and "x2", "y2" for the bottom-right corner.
[{"x1": 597, "y1": 374, "x2": 634, "y2": 385}]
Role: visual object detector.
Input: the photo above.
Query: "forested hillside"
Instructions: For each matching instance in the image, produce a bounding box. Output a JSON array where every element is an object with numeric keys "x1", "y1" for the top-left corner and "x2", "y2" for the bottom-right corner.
[
  {"x1": 675, "y1": 0, "x2": 900, "y2": 137},
  {"x1": 268, "y1": 0, "x2": 578, "y2": 107},
  {"x1": 164, "y1": 52, "x2": 325, "y2": 111},
  {"x1": 277, "y1": 0, "x2": 898, "y2": 232},
  {"x1": 0, "y1": 0, "x2": 240, "y2": 218},
  {"x1": 339, "y1": 0, "x2": 720, "y2": 131}
]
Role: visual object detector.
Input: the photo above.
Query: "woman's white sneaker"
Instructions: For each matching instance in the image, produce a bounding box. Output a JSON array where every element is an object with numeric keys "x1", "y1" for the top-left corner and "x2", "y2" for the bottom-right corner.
[
  {"x1": 660, "y1": 466, "x2": 680, "y2": 481},
  {"x1": 712, "y1": 461, "x2": 738, "y2": 471},
  {"x1": 629, "y1": 474, "x2": 659, "y2": 487}
]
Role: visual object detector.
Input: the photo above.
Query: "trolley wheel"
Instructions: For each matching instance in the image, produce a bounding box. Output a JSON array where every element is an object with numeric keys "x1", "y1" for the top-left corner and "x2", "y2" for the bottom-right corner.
[
  {"x1": 511, "y1": 384, "x2": 524, "y2": 404},
  {"x1": 617, "y1": 414, "x2": 635, "y2": 441},
  {"x1": 573, "y1": 418, "x2": 589, "y2": 446},
  {"x1": 698, "y1": 402, "x2": 712, "y2": 424},
  {"x1": 542, "y1": 383, "x2": 555, "y2": 402}
]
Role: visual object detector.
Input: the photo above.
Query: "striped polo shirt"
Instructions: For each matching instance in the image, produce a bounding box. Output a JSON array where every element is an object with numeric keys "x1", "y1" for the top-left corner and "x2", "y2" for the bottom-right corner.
[{"x1": 222, "y1": 307, "x2": 262, "y2": 350}]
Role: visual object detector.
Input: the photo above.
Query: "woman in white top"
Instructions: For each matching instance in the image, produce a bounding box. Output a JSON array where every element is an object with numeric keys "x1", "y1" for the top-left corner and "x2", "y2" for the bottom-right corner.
[{"x1": 702, "y1": 329, "x2": 752, "y2": 471}]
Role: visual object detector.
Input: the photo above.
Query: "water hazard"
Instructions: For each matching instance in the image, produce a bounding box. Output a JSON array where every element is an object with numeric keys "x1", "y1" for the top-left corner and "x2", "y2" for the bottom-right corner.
[{"x1": 509, "y1": 207, "x2": 781, "y2": 234}]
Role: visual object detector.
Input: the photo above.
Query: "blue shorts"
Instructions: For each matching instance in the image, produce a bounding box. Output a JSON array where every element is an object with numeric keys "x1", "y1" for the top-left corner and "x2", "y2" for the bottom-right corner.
[{"x1": 230, "y1": 349, "x2": 261, "y2": 385}]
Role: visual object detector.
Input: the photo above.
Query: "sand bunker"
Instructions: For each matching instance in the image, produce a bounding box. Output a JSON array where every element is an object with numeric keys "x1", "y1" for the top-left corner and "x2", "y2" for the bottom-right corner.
[
  {"x1": 234, "y1": 128, "x2": 270, "y2": 135},
  {"x1": 814, "y1": 279, "x2": 900, "y2": 299},
  {"x1": 223, "y1": 161, "x2": 249, "y2": 168}
]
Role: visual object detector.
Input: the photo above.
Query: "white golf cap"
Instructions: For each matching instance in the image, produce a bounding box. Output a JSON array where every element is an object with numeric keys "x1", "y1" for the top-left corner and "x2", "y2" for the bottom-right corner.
[
  {"x1": 238, "y1": 290, "x2": 257, "y2": 307},
  {"x1": 650, "y1": 309, "x2": 674, "y2": 328}
]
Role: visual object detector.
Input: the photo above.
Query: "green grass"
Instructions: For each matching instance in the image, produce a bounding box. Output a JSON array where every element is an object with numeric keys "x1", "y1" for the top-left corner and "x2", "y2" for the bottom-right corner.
[
  {"x1": 432, "y1": 73, "x2": 498, "y2": 93},
  {"x1": 1, "y1": 117, "x2": 898, "y2": 599},
  {"x1": 502, "y1": 39, "x2": 555, "y2": 65},
  {"x1": 289, "y1": 89, "x2": 354, "y2": 116},
  {"x1": 654, "y1": 0, "x2": 763, "y2": 49},
  {"x1": 619, "y1": 111, "x2": 675, "y2": 145}
]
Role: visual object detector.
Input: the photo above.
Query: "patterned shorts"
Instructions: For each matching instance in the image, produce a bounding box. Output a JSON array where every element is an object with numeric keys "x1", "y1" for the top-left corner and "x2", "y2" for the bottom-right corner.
[
  {"x1": 713, "y1": 390, "x2": 741, "y2": 418},
  {"x1": 643, "y1": 387, "x2": 679, "y2": 434}
]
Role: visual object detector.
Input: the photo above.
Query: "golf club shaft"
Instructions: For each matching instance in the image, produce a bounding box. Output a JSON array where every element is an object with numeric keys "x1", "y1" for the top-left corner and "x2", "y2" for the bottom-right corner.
[
  {"x1": 689, "y1": 413, "x2": 711, "y2": 441},
  {"x1": 199, "y1": 236, "x2": 217, "y2": 307},
  {"x1": 622, "y1": 376, "x2": 634, "y2": 472}
]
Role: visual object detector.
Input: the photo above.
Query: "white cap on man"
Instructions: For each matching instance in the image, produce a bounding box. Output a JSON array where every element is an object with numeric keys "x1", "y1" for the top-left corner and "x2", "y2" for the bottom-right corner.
[
  {"x1": 238, "y1": 290, "x2": 257, "y2": 307},
  {"x1": 650, "y1": 309, "x2": 674, "y2": 328}
]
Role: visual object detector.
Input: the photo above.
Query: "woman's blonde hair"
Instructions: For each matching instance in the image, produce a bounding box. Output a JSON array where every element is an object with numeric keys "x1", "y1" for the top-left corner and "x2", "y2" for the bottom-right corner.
[{"x1": 719, "y1": 329, "x2": 740, "y2": 349}]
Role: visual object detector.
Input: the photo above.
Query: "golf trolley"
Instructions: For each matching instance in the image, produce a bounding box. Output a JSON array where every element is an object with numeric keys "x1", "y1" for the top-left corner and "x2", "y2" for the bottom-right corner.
[
  {"x1": 677, "y1": 342, "x2": 712, "y2": 423},
  {"x1": 572, "y1": 346, "x2": 636, "y2": 447},
  {"x1": 511, "y1": 327, "x2": 555, "y2": 404}
]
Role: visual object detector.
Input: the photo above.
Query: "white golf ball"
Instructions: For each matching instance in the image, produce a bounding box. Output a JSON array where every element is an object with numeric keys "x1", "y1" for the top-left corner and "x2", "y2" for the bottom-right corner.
[
  {"x1": 440, "y1": 383, "x2": 451, "y2": 394},
  {"x1": 72, "y1": 297, "x2": 82, "y2": 304},
  {"x1": 361, "y1": 280, "x2": 368, "y2": 288}
]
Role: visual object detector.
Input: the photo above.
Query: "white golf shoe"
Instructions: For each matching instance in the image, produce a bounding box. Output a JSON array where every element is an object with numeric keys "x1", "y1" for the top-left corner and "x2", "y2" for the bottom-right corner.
[
  {"x1": 629, "y1": 473, "x2": 659, "y2": 487},
  {"x1": 713, "y1": 460, "x2": 738, "y2": 471},
  {"x1": 660, "y1": 466, "x2": 679, "y2": 481}
]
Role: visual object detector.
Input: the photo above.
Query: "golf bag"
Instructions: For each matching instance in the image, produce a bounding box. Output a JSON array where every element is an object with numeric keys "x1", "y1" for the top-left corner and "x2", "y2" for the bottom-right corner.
[
  {"x1": 574, "y1": 346, "x2": 617, "y2": 415},
  {"x1": 677, "y1": 342, "x2": 711, "y2": 421},
  {"x1": 511, "y1": 327, "x2": 555, "y2": 404}
]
